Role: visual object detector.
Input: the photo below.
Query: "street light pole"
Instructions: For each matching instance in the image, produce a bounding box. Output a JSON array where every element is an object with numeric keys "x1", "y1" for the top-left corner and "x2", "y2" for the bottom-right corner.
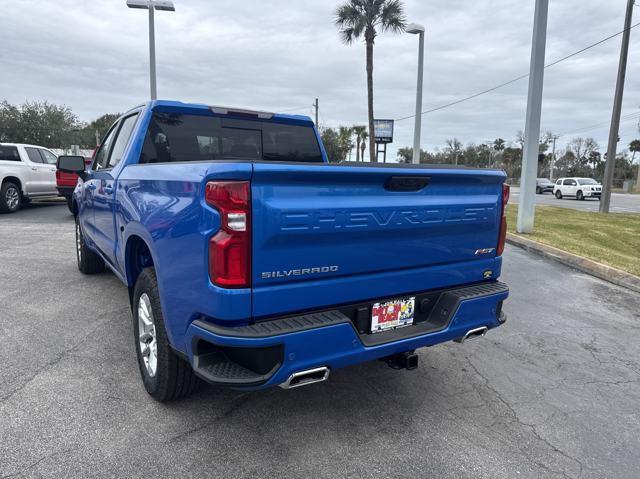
[
  {"x1": 148, "y1": 3, "x2": 157, "y2": 100},
  {"x1": 126, "y1": 0, "x2": 175, "y2": 101},
  {"x1": 517, "y1": 0, "x2": 549, "y2": 234},
  {"x1": 600, "y1": 0, "x2": 634, "y2": 213},
  {"x1": 407, "y1": 23, "x2": 425, "y2": 165}
]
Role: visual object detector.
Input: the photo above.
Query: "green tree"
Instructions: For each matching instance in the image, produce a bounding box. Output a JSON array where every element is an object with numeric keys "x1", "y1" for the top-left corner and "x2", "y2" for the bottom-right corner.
[
  {"x1": 444, "y1": 138, "x2": 462, "y2": 165},
  {"x1": 335, "y1": 0, "x2": 406, "y2": 162},
  {"x1": 630, "y1": 139, "x2": 640, "y2": 163},
  {"x1": 338, "y1": 126, "x2": 355, "y2": 160},
  {"x1": 77, "y1": 113, "x2": 121, "y2": 147},
  {"x1": 0, "y1": 100, "x2": 81, "y2": 147},
  {"x1": 320, "y1": 126, "x2": 354, "y2": 163}
]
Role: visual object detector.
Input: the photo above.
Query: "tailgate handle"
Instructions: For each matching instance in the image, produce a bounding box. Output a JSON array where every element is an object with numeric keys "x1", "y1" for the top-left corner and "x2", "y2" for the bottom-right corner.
[{"x1": 385, "y1": 176, "x2": 430, "y2": 192}]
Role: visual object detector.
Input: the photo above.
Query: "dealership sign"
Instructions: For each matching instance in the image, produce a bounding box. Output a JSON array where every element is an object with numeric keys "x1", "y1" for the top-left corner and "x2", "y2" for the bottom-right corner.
[{"x1": 373, "y1": 119, "x2": 394, "y2": 144}]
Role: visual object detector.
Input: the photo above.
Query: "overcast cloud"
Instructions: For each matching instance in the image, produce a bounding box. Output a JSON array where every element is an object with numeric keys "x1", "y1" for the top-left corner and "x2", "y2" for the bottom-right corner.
[{"x1": 1, "y1": 0, "x2": 639, "y2": 160}]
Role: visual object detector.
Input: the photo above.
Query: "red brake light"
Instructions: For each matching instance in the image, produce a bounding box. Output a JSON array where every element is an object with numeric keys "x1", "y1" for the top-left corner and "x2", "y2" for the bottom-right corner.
[
  {"x1": 206, "y1": 181, "x2": 251, "y2": 288},
  {"x1": 496, "y1": 183, "x2": 510, "y2": 256}
]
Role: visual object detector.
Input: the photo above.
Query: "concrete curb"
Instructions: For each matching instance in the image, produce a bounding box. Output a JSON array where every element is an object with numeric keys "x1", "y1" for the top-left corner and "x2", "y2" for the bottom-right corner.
[{"x1": 506, "y1": 233, "x2": 640, "y2": 294}]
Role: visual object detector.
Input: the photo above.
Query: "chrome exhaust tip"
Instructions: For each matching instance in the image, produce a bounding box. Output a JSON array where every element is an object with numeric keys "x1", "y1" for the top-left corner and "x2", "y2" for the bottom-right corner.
[
  {"x1": 279, "y1": 366, "x2": 330, "y2": 389},
  {"x1": 455, "y1": 326, "x2": 488, "y2": 344}
]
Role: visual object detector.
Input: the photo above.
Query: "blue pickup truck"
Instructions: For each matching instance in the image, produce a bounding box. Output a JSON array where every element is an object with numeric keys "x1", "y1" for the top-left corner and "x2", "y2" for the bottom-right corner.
[{"x1": 58, "y1": 100, "x2": 510, "y2": 402}]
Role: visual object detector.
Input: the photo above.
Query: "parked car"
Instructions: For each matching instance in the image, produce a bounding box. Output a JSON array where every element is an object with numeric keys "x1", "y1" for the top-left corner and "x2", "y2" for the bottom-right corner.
[
  {"x1": 56, "y1": 153, "x2": 93, "y2": 212},
  {"x1": 553, "y1": 177, "x2": 602, "y2": 200},
  {"x1": 60, "y1": 100, "x2": 510, "y2": 402},
  {"x1": 536, "y1": 178, "x2": 554, "y2": 194},
  {"x1": 0, "y1": 143, "x2": 58, "y2": 213}
]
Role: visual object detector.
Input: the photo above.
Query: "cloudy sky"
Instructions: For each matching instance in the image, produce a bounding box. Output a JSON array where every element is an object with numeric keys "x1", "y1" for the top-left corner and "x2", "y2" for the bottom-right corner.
[{"x1": 1, "y1": 0, "x2": 639, "y2": 160}]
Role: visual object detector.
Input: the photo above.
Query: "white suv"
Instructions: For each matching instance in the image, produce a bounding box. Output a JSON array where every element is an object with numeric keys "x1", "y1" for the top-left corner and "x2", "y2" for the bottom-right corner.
[
  {"x1": 553, "y1": 177, "x2": 602, "y2": 201},
  {"x1": 0, "y1": 143, "x2": 58, "y2": 213}
]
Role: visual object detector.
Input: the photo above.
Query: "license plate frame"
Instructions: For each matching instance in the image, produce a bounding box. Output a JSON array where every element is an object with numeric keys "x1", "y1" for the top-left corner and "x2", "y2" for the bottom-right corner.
[{"x1": 370, "y1": 296, "x2": 416, "y2": 334}]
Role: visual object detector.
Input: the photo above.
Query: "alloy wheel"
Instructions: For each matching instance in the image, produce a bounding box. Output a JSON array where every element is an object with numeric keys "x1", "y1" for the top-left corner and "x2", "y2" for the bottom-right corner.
[
  {"x1": 5, "y1": 187, "x2": 19, "y2": 210},
  {"x1": 138, "y1": 293, "x2": 158, "y2": 377}
]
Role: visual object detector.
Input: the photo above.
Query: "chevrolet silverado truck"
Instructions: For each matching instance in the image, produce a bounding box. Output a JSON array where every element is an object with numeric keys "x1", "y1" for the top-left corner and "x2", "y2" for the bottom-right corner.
[
  {"x1": 0, "y1": 143, "x2": 58, "y2": 213},
  {"x1": 59, "y1": 100, "x2": 510, "y2": 402}
]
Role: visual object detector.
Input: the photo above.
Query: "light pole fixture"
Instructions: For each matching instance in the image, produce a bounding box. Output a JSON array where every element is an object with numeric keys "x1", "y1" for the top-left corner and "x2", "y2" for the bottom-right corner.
[
  {"x1": 126, "y1": 0, "x2": 175, "y2": 100},
  {"x1": 407, "y1": 22, "x2": 425, "y2": 165}
]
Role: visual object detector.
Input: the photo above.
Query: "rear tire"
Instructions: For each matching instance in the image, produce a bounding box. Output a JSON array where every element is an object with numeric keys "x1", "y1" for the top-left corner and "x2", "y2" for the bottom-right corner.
[
  {"x1": 133, "y1": 267, "x2": 200, "y2": 402},
  {"x1": 536, "y1": 187, "x2": 542, "y2": 194},
  {"x1": 577, "y1": 190, "x2": 584, "y2": 201},
  {"x1": 75, "y1": 215, "x2": 105, "y2": 274},
  {"x1": 555, "y1": 190, "x2": 563, "y2": 199},
  {"x1": 0, "y1": 181, "x2": 22, "y2": 213}
]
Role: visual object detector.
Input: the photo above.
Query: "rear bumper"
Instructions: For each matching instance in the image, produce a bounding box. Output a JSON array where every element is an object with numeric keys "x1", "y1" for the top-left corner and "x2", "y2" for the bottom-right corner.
[
  {"x1": 184, "y1": 281, "x2": 509, "y2": 390},
  {"x1": 57, "y1": 187, "x2": 74, "y2": 197}
]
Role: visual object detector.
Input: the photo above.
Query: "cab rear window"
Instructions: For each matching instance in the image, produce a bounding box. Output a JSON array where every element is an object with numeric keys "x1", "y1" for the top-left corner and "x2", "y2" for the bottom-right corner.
[{"x1": 140, "y1": 113, "x2": 323, "y2": 164}]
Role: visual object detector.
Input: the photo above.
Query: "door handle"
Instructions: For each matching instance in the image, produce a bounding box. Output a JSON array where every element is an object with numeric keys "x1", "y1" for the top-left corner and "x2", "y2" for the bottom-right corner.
[
  {"x1": 87, "y1": 183, "x2": 97, "y2": 191},
  {"x1": 31, "y1": 167, "x2": 38, "y2": 171},
  {"x1": 104, "y1": 186, "x2": 114, "y2": 195}
]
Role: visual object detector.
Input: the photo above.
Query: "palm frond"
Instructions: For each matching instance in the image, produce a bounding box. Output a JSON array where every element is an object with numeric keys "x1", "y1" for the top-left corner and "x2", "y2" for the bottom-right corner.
[
  {"x1": 335, "y1": 1, "x2": 368, "y2": 44},
  {"x1": 380, "y1": 0, "x2": 406, "y2": 33}
]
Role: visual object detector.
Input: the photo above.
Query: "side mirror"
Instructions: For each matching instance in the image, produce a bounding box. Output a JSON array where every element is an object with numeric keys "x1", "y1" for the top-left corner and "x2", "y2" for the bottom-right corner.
[{"x1": 57, "y1": 155, "x2": 87, "y2": 180}]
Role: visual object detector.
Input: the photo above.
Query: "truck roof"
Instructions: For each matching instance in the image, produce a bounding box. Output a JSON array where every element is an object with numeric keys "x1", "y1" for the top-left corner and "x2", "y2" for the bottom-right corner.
[{"x1": 130, "y1": 100, "x2": 314, "y2": 125}]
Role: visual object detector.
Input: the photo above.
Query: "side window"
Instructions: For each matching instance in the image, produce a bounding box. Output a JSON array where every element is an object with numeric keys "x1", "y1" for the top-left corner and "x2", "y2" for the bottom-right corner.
[
  {"x1": 0, "y1": 145, "x2": 21, "y2": 161},
  {"x1": 556, "y1": 179, "x2": 562, "y2": 185},
  {"x1": 563, "y1": 179, "x2": 572, "y2": 186},
  {"x1": 107, "y1": 114, "x2": 139, "y2": 168},
  {"x1": 25, "y1": 147, "x2": 44, "y2": 163},
  {"x1": 93, "y1": 123, "x2": 119, "y2": 170},
  {"x1": 39, "y1": 149, "x2": 58, "y2": 165}
]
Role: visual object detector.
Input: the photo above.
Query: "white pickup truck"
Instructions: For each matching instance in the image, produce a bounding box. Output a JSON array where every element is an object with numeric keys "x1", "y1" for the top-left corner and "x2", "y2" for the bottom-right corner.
[{"x1": 0, "y1": 143, "x2": 59, "y2": 213}]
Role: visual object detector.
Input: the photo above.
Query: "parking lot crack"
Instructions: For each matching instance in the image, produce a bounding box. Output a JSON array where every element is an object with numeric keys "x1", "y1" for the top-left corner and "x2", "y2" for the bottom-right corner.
[
  {"x1": 165, "y1": 393, "x2": 252, "y2": 443},
  {"x1": 1, "y1": 448, "x2": 76, "y2": 479},
  {"x1": 0, "y1": 320, "x2": 110, "y2": 406},
  {"x1": 464, "y1": 355, "x2": 587, "y2": 479}
]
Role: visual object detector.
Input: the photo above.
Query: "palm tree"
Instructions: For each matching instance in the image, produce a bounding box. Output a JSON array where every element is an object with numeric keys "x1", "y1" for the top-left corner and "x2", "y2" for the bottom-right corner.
[
  {"x1": 352, "y1": 125, "x2": 367, "y2": 161},
  {"x1": 338, "y1": 126, "x2": 355, "y2": 160},
  {"x1": 360, "y1": 130, "x2": 368, "y2": 161},
  {"x1": 335, "y1": 0, "x2": 406, "y2": 162}
]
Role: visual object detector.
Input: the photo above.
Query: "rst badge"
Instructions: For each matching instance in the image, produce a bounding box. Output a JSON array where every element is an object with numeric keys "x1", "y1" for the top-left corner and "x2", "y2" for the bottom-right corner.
[{"x1": 475, "y1": 248, "x2": 495, "y2": 255}]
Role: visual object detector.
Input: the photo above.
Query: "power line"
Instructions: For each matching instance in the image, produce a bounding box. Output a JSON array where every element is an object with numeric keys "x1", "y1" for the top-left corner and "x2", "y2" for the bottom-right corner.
[
  {"x1": 561, "y1": 111, "x2": 640, "y2": 136},
  {"x1": 394, "y1": 21, "x2": 640, "y2": 122}
]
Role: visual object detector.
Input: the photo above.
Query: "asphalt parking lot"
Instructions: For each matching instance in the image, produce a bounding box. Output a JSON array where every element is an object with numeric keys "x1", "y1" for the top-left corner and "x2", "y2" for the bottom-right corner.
[
  {"x1": 510, "y1": 187, "x2": 640, "y2": 213},
  {"x1": 1, "y1": 202, "x2": 639, "y2": 478}
]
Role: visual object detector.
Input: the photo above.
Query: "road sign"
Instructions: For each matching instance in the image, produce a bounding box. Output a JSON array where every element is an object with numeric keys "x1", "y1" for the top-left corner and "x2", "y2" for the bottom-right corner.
[{"x1": 374, "y1": 119, "x2": 394, "y2": 144}]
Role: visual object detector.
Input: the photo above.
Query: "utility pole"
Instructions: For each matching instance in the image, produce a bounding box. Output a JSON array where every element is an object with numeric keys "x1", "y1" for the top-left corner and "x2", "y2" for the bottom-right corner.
[
  {"x1": 550, "y1": 134, "x2": 559, "y2": 181},
  {"x1": 517, "y1": 0, "x2": 549, "y2": 234},
  {"x1": 601, "y1": 0, "x2": 634, "y2": 213},
  {"x1": 313, "y1": 98, "x2": 319, "y2": 126}
]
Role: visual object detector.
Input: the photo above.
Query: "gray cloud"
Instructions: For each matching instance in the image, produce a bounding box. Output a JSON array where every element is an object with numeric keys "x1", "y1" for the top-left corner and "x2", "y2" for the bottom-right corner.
[{"x1": 1, "y1": 0, "x2": 638, "y2": 159}]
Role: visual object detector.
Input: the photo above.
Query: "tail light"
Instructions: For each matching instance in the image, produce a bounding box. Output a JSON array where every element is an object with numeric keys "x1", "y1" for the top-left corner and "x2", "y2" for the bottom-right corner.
[
  {"x1": 496, "y1": 183, "x2": 510, "y2": 256},
  {"x1": 205, "y1": 181, "x2": 251, "y2": 288}
]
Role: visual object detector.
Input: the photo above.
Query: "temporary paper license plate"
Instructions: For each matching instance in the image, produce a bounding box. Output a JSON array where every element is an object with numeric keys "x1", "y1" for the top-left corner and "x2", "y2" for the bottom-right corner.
[{"x1": 370, "y1": 297, "x2": 415, "y2": 333}]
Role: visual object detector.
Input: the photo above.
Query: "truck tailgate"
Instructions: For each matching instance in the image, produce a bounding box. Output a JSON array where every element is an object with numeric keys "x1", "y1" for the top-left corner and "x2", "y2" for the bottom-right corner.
[{"x1": 251, "y1": 162, "x2": 506, "y2": 318}]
